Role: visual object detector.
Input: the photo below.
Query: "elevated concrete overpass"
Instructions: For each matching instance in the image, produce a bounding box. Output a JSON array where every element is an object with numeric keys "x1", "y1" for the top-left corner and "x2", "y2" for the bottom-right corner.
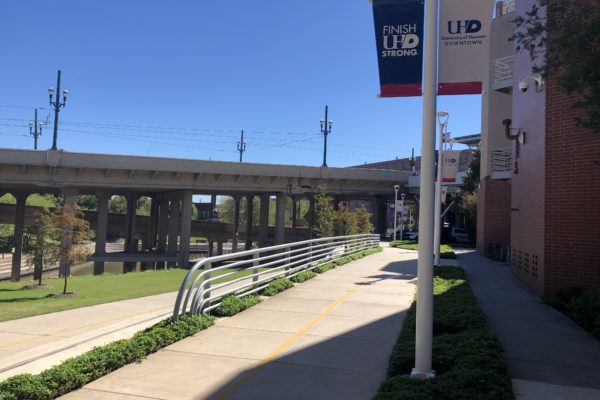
[{"x1": 0, "y1": 148, "x2": 408, "y2": 281}]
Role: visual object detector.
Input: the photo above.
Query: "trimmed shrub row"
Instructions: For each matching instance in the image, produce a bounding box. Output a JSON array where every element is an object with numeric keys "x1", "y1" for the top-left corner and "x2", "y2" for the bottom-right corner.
[
  {"x1": 547, "y1": 287, "x2": 600, "y2": 340},
  {"x1": 290, "y1": 270, "x2": 317, "y2": 283},
  {"x1": 375, "y1": 267, "x2": 514, "y2": 400},
  {"x1": 0, "y1": 315, "x2": 215, "y2": 400},
  {"x1": 263, "y1": 278, "x2": 294, "y2": 296},
  {"x1": 391, "y1": 241, "x2": 456, "y2": 259},
  {"x1": 213, "y1": 294, "x2": 263, "y2": 317}
]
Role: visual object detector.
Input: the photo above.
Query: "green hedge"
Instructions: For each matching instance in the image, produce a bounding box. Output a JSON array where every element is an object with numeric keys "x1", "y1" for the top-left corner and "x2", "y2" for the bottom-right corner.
[
  {"x1": 263, "y1": 278, "x2": 294, "y2": 296},
  {"x1": 0, "y1": 315, "x2": 214, "y2": 400},
  {"x1": 547, "y1": 288, "x2": 600, "y2": 340},
  {"x1": 212, "y1": 294, "x2": 262, "y2": 317},
  {"x1": 314, "y1": 262, "x2": 336, "y2": 274},
  {"x1": 291, "y1": 270, "x2": 317, "y2": 283},
  {"x1": 391, "y1": 241, "x2": 456, "y2": 259},
  {"x1": 375, "y1": 267, "x2": 514, "y2": 400}
]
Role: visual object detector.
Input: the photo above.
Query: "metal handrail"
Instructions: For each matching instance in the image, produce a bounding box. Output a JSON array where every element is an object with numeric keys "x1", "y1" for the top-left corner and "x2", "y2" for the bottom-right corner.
[{"x1": 172, "y1": 234, "x2": 379, "y2": 320}]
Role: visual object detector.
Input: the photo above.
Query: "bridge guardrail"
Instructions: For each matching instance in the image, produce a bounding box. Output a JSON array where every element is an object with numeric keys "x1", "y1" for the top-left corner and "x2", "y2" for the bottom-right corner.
[{"x1": 172, "y1": 234, "x2": 380, "y2": 320}]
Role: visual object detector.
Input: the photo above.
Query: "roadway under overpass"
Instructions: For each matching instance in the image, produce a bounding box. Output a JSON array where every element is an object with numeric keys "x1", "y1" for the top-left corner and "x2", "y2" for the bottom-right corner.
[{"x1": 0, "y1": 148, "x2": 409, "y2": 281}]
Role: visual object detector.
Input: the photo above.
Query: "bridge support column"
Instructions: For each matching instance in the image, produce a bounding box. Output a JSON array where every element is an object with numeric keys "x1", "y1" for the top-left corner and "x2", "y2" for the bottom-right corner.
[
  {"x1": 11, "y1": 192, "x2": 28, "y2": 282},
  {"x1": 167, "y1": 196, "x2": 181, "y2": 268},
  {"x1": 156, "y1": 194, "x2": 169, "y2": 269},
  {"x1": 208, "y1": 240, "x2": 214, "y2": 257},
  {"x1": 124, "y1": 192, "x2": 138, "y2": 273},
  {"x1": 275, "y1": 193, "x2": 286, "y2": 245},
  {"x1": 142, "y1": 194, "x2": 159, "y2": 271},
  {"x1": 59, "y1": 190, "x2": 77, "y2": 278},
  {"x1": 232, "y1": 195, "x2": 240, "y2": 253},
  {"x1": 93, "y1": 191, "x2": 110, "y2": 275},
  {"x1": 259, "y1": 194, "x2": 269, "y2": 247},
  {"x1": 291, "y1": 196, "x2": 298, "y2": 229},
  {"x1": 179, "y1": 190, "x2": 192, "y2": 268},
  {"x1": 217, "y1": 241, "x2": 223, "y2": 256},
  {"x1": 245, "y1": 194, "x2": 254, "y2": 250}
]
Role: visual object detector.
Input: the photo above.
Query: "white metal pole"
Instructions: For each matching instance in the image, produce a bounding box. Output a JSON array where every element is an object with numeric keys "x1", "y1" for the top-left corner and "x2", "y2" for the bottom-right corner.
[
  {"x1": 434, "y1": 121, "x2": 444, "y2": 265},
  {"x1": 393, "y1": 189, "x2": 398, "y2": 243},
  {"x1": 400, "y1": 194, "x2": 405, "y2": 241},
  {"x1": 412, "y1": 0, "x2": 438, "y2": 380}
]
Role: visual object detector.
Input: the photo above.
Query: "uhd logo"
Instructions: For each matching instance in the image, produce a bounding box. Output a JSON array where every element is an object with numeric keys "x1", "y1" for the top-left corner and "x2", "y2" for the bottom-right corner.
[
  {"x1": 381, "y1": 24, "x2": 419, "y2": 57},
  {"x1": 447, "y1": 20, "x2": 481, "y2": 34}
]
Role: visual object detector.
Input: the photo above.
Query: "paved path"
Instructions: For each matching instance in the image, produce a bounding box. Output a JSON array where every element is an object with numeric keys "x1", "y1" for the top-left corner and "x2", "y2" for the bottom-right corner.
[
  {"x1": 61, "y1": 247, "x2": 418, "y2": 400},
  {"x1": 458, "y1": 251, "x2": 600, "y2": 400},
  {"x1": 0, "y1": 292, "x2": 178, "y2": 381}
]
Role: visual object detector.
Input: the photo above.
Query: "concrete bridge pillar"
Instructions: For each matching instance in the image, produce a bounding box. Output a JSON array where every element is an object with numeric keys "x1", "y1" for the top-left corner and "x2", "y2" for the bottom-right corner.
[
  {"x1": 208, "y1": 240, "x2": 214, "y2": 257},
  {"x1": 179, "y1": 190, "x2": 193, "y2": 268},
  {"x1": 93, "y1": 190, "x2": 111, "y2": 275},
  {"x1": 245, "y1": 194, "x2": 254, "y2": 250},
  {"x1": 291, "y1": 196, "x2": 298, "y2": 229},
  {"x1": 167, "y1": 196, "x2": 181, "y2": 268},
  {"x1": 11, "y1": 192, "x2": 28, "y2": 282},
  {"x1": 124, "y1": 192, "x2": 138, "y2": 273},
  {"x1": 232, "y1": 195, "x2": 240, "y2": 253},
  {"x1": 259, "y1": 194, "x2": 269, "y2": 247},
  {"x1": 156, "y1": 193, "x2": 169, "y2": 269},
  {"x1": 217, "y1": 241, "x2": 223, "y2": 256},
  {"x1": 275, "y1": 193, "x2": 286, "y2": 245},
  {"x1": 59, "y1": 189, "x2": 77, "y2": 277}
]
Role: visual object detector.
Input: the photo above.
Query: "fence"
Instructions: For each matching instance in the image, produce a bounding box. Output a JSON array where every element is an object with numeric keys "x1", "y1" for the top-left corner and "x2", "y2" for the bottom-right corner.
[{"x1": 172, "y1": 234, "x2": 380, "y2": 320}]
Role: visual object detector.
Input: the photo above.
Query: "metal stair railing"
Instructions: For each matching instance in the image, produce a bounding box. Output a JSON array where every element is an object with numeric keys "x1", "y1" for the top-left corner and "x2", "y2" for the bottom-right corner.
[{"x1": 172, "y1": 234, "x2": 379, "y2": 320}]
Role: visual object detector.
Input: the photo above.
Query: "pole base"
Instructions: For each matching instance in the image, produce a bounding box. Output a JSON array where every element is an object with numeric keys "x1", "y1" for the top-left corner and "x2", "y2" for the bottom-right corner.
[{"x1": 410, "y1": 368, "x2": 436, "y2": 379}]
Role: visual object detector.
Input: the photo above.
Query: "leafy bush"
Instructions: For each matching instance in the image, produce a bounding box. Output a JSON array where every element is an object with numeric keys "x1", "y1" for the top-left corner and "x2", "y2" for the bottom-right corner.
[
  {"x1": 263, "y1": 278, "x2": 294, "y2": 296},
  {"x1": 547, "y1": 288, "x2": 600, "y2": 340},
  {"x1": 313, "y1": 262, "x2": 335, "y2": 274},
  {"x1": 291, "y1": 270, "x2": 317, "y2": 283},
  {"x1": 375, "y1": 267, "x2": 514, "y2": 400},
  {"x1": 0, "y1": 315, "x2": 214, "y2": 400},
  {"x1": 213, "y1": 294, "x2": 262, "y2": 317}
]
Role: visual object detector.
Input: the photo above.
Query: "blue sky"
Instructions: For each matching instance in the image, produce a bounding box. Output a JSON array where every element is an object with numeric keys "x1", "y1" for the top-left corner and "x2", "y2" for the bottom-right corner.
[{"x1": 0, "y1": 0, "x2": 480, "y2": 167}]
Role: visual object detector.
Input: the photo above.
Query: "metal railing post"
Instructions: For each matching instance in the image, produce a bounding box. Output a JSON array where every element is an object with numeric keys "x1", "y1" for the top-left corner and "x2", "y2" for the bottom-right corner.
[
  {"x1": 203, "y1": 261, "x2": 212, "y2": 314},
  {"x1": 252, "y1": 252, "x2": 259, "y2": 289},
  {"x1": 285, "y1": 246, "x2": 291, "y2": 275}
]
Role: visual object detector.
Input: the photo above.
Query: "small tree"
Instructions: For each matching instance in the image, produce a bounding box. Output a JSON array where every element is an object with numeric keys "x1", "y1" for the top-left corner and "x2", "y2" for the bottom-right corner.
[
  {"x1": 53, "y1": 205, "x2": 90, "y2": 295},
  {"x1": 313, "y1": 188, "x2": 335, "y2": 238},
  {"x1": 355, "y1": 206, "x2": 375, "y2": 234},
  {"x1": 333, "y1": 202, "x2": 359, "y2": 236},
  {"x1": 23, "y1": 211, "x2": 59, "y2": 287}
]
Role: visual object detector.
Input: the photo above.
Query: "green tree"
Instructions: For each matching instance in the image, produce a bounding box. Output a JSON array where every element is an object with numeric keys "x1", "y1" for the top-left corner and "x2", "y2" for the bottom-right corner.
[
  {"x1": 512, "y1": 0, "x2": 600, "y2": 132},
  {"x1": 23, "y1": 211, "x2": 59, "y2": 287},
  {"x1": 76, "y1": 195, "x2": 98, "y2": 211},
  {"x1": 109, "y1": 196, "x2": 127, "y2": 214},
  {"x1": 355, "y1": 206, "x2": 375, "y2": 234},
  {"x1": 313, "y1": 190, "x2": 335, "y2": 238},
  {"x1": 450, "y1": 149, "x2": 480, "y2": 241}
]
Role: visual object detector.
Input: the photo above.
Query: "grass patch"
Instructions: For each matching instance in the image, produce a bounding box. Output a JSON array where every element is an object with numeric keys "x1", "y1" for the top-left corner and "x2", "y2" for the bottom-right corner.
[
  {"x1": 0, "y1": 315, "x2": 214, "y2": 400},
  {"x1": 263, "y1": 277, "x2": 294, "y2": 296},
  {"x1": 291, "y1": 270, "x2": 317, "y2": 283},
  {"x1": 391, "y1": 241, "x2": 456, "y2": 259},
  {"x1": 212, "y1": 294, "x2": 262, "y2": 317},
  {"x1": 313, "y1": 262, "x2": 336, "y2": 274},
  {"x1": 375, "y1": 267, "x2": 514, "y2": 400},
  {"x1": 547, "y1": 288, "x2": 600, "y2": 340},
  {"x1": 0, "y1": 270, "x2": 190, "y2": 322}
]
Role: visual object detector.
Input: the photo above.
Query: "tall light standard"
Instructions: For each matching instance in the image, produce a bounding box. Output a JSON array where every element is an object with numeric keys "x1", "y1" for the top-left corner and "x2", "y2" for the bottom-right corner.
[
  {"x1": 393, "y1": 185, "x2": 399, "y2": 243},
  {"x1": 434, "y1": 111, "x2": 449, "y2": 266},
  {"x1": 48, "y1": 70, "x2": 70, "y2": 150},
  {"x1": 28, "y1": 109, "x2": 44, "y2": 150},
  {"x1": 400, "y1": 193, "x2": 406, "y2": 241},
  {"x1": 320, "y1": 106, "x2": 333, "y2": 167}
]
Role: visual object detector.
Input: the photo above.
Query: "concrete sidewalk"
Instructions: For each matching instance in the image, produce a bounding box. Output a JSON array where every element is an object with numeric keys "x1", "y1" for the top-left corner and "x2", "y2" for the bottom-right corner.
[
  {"x1": 61, "y1": 247, "x2": 418, "y2": 400},
  {"x1": 458, "y1": 251, "x2": 600, "y2": 400},
  {"x1": 0, "y1": 292, "x2": 178, "y2": 381}
]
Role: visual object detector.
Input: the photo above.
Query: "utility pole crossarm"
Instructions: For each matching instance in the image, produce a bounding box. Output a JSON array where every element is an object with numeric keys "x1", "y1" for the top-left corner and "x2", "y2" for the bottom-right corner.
[{"x1": 237, "y1": 130, "x2": 246, "y2": 162}]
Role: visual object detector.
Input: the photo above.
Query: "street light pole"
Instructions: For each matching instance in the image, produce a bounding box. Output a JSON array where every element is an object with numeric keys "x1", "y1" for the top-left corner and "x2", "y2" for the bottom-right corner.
[
  {"x1": 434, "y1": 112, "x2": 449, "y2": 266},
  {"x1": 412, "y1": 0, "x2": 438, "y2": 380},
  {"x1": 49, "y1": 70, "x2": 69, "y2": 150},
  {"x1": 28, "y1": 108, "x2": 44, "y2": 150},
  {"x1": 400, "y1": 193, "x2": 406, "y2": 241},
  {"x1": 393, "y1": 185, "x2": 399, "y2": 243},
  {"x1": 320, "y1": 106, "x2": 333, "y2": 167}
]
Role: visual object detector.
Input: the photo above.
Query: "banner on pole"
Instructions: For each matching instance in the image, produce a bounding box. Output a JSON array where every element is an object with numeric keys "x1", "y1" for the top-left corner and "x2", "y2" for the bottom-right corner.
[
  {"x1": 438, "y1": 0, "x2": 494, "y2": 95},
  {"x1": 442, "y1": 150, "x2": 460, "y2": 182},
  {"x1": 372, "y1": 0, "x2": 425, "y2": 97}
]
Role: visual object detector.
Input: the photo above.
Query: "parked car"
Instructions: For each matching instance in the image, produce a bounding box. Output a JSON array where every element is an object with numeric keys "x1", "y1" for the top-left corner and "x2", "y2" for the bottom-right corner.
[
  {"x1": 450, "y1": 227, "x2": 469, "y2": 243},
  {"x1": 402, "y1": 229, "x2": 418, "y2": 241}
]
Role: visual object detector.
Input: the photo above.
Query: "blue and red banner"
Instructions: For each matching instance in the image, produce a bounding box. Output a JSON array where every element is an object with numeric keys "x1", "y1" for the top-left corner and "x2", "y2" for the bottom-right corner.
[{"x1": 372, "y1": 0, "x2": 424, "y2": 97}]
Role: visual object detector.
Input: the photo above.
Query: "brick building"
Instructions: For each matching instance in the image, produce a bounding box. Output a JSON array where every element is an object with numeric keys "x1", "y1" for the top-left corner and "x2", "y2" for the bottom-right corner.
[{"x1": 478, "y1": 0, "x2": 600, "y2": 295}]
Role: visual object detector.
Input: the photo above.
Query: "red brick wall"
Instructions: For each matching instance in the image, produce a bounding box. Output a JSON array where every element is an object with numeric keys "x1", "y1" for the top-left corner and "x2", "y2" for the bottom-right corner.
[
  {"x1": 477, "y1": 177, "x2": 511, "y2": 258},
  {"x1": 544, "y1": 76, "x2": 600, "y2": 293}
]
